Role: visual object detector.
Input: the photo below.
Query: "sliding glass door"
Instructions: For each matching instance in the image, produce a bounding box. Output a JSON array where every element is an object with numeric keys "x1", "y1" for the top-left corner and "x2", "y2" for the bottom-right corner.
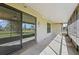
[
  {"x1": 22, "y1": 13, "x2": 36, "y2": 45},
  {"x1": 0, "y1": 4, "x2": 36, "y2": 54},
  {"x1": 0, "y1": 6, "x2": 22, "y2": 54}
]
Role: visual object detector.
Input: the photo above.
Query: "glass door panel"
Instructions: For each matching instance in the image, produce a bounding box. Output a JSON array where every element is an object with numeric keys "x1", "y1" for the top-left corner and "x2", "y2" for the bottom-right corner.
[
  {"x1": 0, "y1": 6, "x2": 22, "y2": 55},
  {"x1": 22, "y1": 13, "x2": 36, "y2": 45}
]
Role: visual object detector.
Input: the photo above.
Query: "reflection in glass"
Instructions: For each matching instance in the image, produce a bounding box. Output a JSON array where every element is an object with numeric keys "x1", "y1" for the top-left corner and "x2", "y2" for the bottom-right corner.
[
  {"x1": 0, "y1": 6, "x2": 21, "y2": 55},
  {"x1": 0, "y1": 19, "x2": 11, "y2": 38},
  {"x1": 0, "y1": 5, "x2": 36, "y2": 55},
  {"x1": 22, "y1": 13, "x2": 36, "y2": 39},
  {"x1": 11, "y1": 21, "x2": 21, "y2": 36},
  {"x1": 22, "y1": 23, "x2": 35, "y2": 38}
]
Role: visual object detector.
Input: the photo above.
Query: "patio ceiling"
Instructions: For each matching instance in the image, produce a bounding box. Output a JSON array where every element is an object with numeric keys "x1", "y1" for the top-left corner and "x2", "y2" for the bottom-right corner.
[{"x1": 26, "y1": 3, "x2": 78, "y2": 23}]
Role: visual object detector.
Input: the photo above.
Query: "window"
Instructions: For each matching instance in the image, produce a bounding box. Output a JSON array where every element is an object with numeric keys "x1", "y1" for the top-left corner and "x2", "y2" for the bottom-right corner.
[
  {"x1": 22, "y1": 13, "x2": 36, "y2": 38},
  {"x1": 47, "y1": 23, "x2": 51, "y2": 33}
]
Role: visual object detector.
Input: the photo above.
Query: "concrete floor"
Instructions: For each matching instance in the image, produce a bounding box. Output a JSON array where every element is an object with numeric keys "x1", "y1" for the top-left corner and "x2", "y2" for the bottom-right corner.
[
  {"x1": 40, "y1": 34, "x2": 62, "y2": 55},
  {"x1": 12, "y1": 34, "x2": 56, "y2": 55},
  {"x1": 65, "y1": 35, "x2": 79, "y2": 55},
  {"x1": 12, "y1": 34, "x2": 79, "y2": 55}
]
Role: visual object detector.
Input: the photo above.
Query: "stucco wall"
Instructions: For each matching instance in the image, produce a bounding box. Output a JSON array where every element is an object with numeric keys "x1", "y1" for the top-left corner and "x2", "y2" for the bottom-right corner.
[{"x1": 52, "y1": 23, "x2": 62, "y2": 34}]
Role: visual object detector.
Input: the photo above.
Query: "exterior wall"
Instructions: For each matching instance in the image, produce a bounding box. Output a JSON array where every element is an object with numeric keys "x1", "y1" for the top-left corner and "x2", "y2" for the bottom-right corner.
[
  {"x1": 6, "y1": 3, "x2": 54, "y2": 43},
  {"x1": 37, "y1": 18, "x2": 53, "y2": 42},
  {"x1": 52, "y1": 23, "x2": 62, "y2": 34}
]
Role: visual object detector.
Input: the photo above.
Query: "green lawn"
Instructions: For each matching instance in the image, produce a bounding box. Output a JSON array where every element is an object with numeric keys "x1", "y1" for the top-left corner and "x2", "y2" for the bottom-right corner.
[
  {"x1": 22, "y1": 32, "x2": 35, "y2": 35},
  {"x1": 0, "y1": 32, "x2": 19, "y2": 38},
  {"x1": 0, "y1": 31, "x2": 35, "y2": 38},
  {"x1": 22, "y1": 30, "x2": 35, "y2": 35}
]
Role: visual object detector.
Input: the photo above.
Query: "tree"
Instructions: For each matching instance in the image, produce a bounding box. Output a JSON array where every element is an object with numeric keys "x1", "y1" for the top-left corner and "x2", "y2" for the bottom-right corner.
[
  {"x1": 4, "y1": 23, "x2": 11, "y2": 31},
  {"x1": 0, "y1": 25, "x2": 2, "y2": 31}
]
